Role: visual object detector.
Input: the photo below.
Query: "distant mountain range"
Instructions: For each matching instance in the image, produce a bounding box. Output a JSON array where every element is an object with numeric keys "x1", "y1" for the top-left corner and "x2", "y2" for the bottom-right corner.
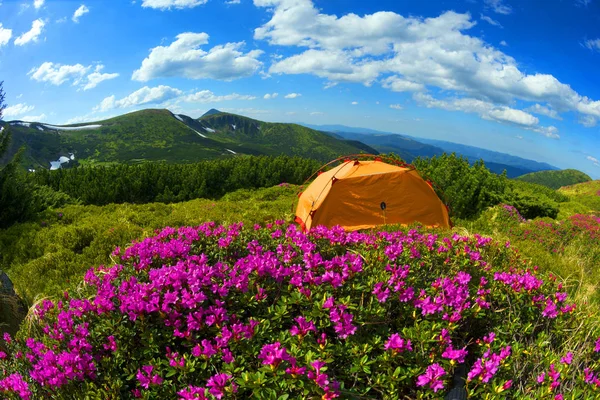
[
  {"x1": 302, "y1": 123, "x2": 559, "y2": 178},
  {"x1": 0, "y1": 109, "x2": 376, "y2": 169}
]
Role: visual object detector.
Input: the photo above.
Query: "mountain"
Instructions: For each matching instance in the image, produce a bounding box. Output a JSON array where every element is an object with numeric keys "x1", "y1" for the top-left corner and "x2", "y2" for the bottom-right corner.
[
  {"x1": 415, "y1": 138, "x2": 559, "y2": 173},
  {"x1": 201, "y1": 108, "x2": 222, "y2": 117},
  {"x1": 319, "y1": 130, "x2": 445, "y2": 162},
  {"x1": 516, "y1": 169, "x2": 592, "y2": 190},
  {"x1": 0, "y1": 109, "x2": 377, "y2": 170},
  {"x1": 302, "y1": 123, "x2": 559, "y2": 178}
]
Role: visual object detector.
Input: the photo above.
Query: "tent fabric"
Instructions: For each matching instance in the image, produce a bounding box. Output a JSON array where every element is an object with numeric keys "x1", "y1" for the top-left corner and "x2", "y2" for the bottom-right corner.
[{"x1": 295, "y1": 160, "x2": 451, "y2": 232}]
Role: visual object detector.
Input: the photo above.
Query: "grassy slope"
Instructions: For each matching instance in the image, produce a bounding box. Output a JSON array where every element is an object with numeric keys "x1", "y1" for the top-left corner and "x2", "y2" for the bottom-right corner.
[
  {"x1": 516, "y1": 168, "x2": 592, "y2": 189},
  {"x1": 557, "y1": 180, "x2": 600, "y2": 217},
  {"x1": 198, "y1": 113, "x2": 378, "y2": 160},
  {"x1": 1, "y1": 110, "x2": 376, "y2": 169}
]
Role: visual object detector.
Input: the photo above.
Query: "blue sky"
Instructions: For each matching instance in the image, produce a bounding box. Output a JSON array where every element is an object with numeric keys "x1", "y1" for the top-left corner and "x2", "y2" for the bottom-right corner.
[{"x1": 0, "y1": 0, "x2": 599, "y2": 177}]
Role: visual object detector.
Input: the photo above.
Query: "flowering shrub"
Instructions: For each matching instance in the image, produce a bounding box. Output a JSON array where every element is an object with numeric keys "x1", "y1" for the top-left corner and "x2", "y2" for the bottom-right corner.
[{"x1": 1, "y1": 221, "x2": 599, "y2": 399}]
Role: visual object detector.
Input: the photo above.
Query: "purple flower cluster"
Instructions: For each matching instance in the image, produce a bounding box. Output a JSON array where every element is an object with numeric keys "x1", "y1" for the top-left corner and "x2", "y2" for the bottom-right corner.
[
  {"x1": 467, "y1": 333, "x2": 511, "y2": 383},
  {"x1": 0, "y1": 220, "x2": 589, "y2": 398},
  {"x1": 416, "y1": 363, "x2": 446, "y2": 392}
]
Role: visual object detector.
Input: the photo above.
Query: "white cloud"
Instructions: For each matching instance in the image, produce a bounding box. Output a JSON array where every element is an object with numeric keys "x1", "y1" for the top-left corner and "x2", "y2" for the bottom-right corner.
[
  {"x1": 500, "y1": 40, "x2": 508, "y2": 46},
  {"x1": 95, "y1": 87, "x2": 255, "y2": 112},
  {"x1": 29, "y1": 62, "x2": 89, "y2": 85},
  {"x1": 264, "y1": 92, "x2": 278, "y2": 99},
  {"x1": 480, "y1": 14, "x2": 502, "y2": 28},
  {"x1": 72, "y1": 5, "x2": 89, "y2": 23},
  {"x1": 182, "y1": 90, "x2": 256, "y2": 102},
  {"x1": 484, "y1": 0, "x2": 512, "y2": 14},
  {"x1": 0, "y1": 24, "x2": 12, "y2": 47},
  {"x1": 310, "y1": 111, "x2": 323, "y2": 115},
  {"x1": 382, "y1": 76, "x2": 425, "y2": 92},
  {"x1": 525, "y1": 104, "x2": 562, "y2": 120},
  {"x1": 28, "y1": 62, "x2": 118, "y2": 90},
  {"x1": 132, "y1": 32, "x2": 263, "y2": 81},
  {"x1": 3, "y1": 103, "x2": 35, "y2": 117},
  {"x1": 95, "y1": 85, "x2": 184, "y2": 111},
  {"x1": 21, "y1": 113, "x2": 47, "y2": 121},
  {"x1": 16, "y1": 94, "x2": 23, "y2": 99},
  {"x1": 583, "y1": 38, "x2": 600, "y2": 52},
  {"x1": 33, "y1": 0, "x2": 44, "y2": 9},
  {"x1": 84, "y1": 67, "x2": 119, "y2": 90},
  {"x1": 579, "y1": 115, "x2": 598, "y2": 128},
  {"x1": 253, "y1": 2, "x2": 600, "y2": 130},
  {"x1": 515, "y1": 135, "x2": 523, "y2": 139},
  {"x1": 284, "y1": 93, "x2": 301, "y2": 99},
  {"x1": 413, "y1": 92, "x2": 559, "y2": 138},
  {"x1": 141, "y1": 0, "x2": 208, "y2": 9},
  {"x1": 225, "y1": 0, "x2": 241, "y2": 3},
  {"x1": 351, "y1": 101, "x2": 358, "y2": 105},
  {"x1": 587, "y1": 156, "x2": 599, "y2": 163},
  {"x1": 389, "y1": 104, "x2": 403, "y2": 110},
  {"x1": 14, "y1": 19, "x2": 44, "y2": 46},
  {"x1": 528, "y1": 125, "x2": 559, "y2": 139}
]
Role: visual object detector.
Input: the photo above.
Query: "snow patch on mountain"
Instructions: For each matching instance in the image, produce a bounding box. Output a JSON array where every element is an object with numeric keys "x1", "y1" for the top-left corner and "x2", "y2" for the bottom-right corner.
[{"x1": 43, "y1": 124, "x2": 102, "y2": 131}]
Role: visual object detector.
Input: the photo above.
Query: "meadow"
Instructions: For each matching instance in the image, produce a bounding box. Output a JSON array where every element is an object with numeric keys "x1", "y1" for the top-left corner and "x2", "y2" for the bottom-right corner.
[{"x1": 1, "y1": 155, "x2": 600, "y2": 399}]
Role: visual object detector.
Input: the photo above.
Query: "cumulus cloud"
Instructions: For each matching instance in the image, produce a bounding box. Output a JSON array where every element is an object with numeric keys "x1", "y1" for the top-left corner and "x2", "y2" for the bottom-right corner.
[
  {"x1": 72, "y1": 5, "x2": 89, "y2": 23},
  {"x1": 33, "y1": 0, "x2": 44, "y2": 9},
  {"x1": 263, "y1": 92, "x2": 278, "y2": 99},
  {"x1": 413, "y1": 92, "x2": 559, "y2": 138},
  {"x1": 14, "y1": 19, "x2": 44, "y2": 46},
  {"x1": 284, "y1": 93, "x2": 301, "y2": 99},
  {"x1": 95, "y1": 85, "x2": 184, "y2": 112},
  {"x1": 484, "y1": 0, "x2": 512, "y2": 14},
  {"x1": 389, "y1": 104, "x2": 403, "y2": 110},
  {"x1": 132, "y1": 33, "x2": 263, "y2": 81},
  {"x1": 351, "y1": 101, "x2": 358, "y2": 105},
  {"x1": 83, "y1": 65, "x2": 119, "y2": 90},
  {"x1": 3, "y1": 103, "x2": 35, "y2": 117},
  {"x1": 253, "y1": 1, "x2": 600, "y2": 132},
  {"x1": 583, "y1": 38, "x2": 600, "y2": 52},
  {"x1": 480, "y1": 14, "x2": 502, "y2": 28},
  {"x1": 382, "y1": 76, "x2": 425, "y2": 92},
  {"x1": 182, "y1": 90, "x2": 256, "y2": 102},
  {"x1": 141, "y1": 0, "x2": 208, "y2": 9},
  {"x1": 525, "y1": 104, "x2": 562, "y2": 120},
  {"x1": 500, "y1": 40, "x2": 508, "y2": 46},
  {"x1": 28, "y1": 62, "x2": 118, "y2": 90},
  {"x1": 95, "y1": 87, "x2": 256, "y2": 112},
  {"x1": 29, "y1": 62, "x2": 89, "y2": 85},
  {"x1": 21, "y1": 113, "x2": 47, "y2": 122},
  {"x1": 0, "y1": 24, "x2": 12, "y2": 47},
  {"x1": 579, "y1": 115, "x2": 598, "y2": 128}
]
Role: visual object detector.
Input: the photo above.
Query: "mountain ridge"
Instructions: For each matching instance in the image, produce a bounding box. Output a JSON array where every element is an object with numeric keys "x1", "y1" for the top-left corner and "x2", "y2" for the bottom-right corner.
[{"x1": 0, "y1": 109, "x2": 377, "y2": 169}]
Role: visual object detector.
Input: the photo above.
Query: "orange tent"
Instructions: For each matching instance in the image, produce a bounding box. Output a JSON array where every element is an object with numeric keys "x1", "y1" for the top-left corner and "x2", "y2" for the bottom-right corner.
[{"x1": 295, "y1": 158, "x2": 451, "y2": 232}]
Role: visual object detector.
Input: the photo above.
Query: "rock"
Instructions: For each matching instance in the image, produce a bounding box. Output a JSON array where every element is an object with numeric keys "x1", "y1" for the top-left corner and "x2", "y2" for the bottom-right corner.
[
  {"x1": 0, "y1": 270, "x2": 16, "y2": 296},
  {"x1": 0, "y1": 270, "x2": 27, "y2": 345}
]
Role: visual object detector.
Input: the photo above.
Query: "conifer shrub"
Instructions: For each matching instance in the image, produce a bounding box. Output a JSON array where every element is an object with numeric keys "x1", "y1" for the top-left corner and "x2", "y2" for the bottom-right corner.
[{"x1": 1, "y1": 222, "x2": 599, "y2": 399}]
